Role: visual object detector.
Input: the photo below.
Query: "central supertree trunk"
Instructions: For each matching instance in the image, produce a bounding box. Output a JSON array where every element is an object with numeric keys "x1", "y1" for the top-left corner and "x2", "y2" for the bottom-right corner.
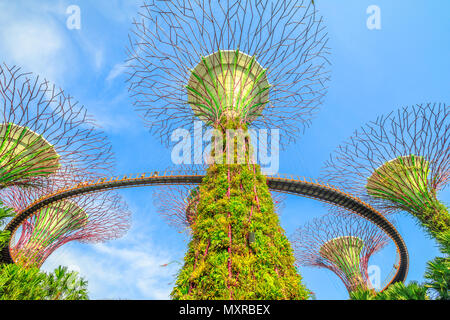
[{"x1": 171, "y1": 121, "x2": 310, "y2": 300}]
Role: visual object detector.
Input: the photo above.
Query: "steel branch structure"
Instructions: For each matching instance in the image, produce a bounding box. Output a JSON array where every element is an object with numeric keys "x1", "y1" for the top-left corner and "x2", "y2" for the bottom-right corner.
[
  {"x1": 153, "y1": 185, "x2": 200, "y2": 231},
  {"x1": 0, "y1": 63, "x2": 115, "y2": 189},
  {"x1": 0, "y1": 167, "x2": 131, "y2": 268},
  {"x1": 321, "y1": 103, "x2": 450, "y2": 236},
  {"x1": 291, "y1": 213, "x2": 389, "y2": 294},
  {"x1": 127, "y1": 0, "x2": 330, "y2": 145},
  {"x1": 0, "y1": 170, "x2": 408, "y2": 291}
]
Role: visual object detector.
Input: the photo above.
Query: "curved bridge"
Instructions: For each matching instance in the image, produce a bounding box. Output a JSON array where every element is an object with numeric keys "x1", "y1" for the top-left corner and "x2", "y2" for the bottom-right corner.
[{"x1": 0, "y1": 170, "x2": 408, "y2": 291}]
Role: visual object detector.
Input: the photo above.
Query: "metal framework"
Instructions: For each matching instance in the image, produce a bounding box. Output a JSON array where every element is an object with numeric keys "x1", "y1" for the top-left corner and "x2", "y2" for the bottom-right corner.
[
  {"x1": 321, "y1": 103, "x2": 449, "y2": 233},
  {"x1": 127, "y1": 0, "x2": 330, "y2": 145},
  {"x1": 0, "y1": 170, "x2": 408, "y2": 290},
  {"x1": 292, "y1": 213, "x2": 389, "y2": 294},
  {"x1": 0, "y1": 63, "x2": 115, "y2": 189},
  {"x1": 0, "y1": 167, "x2": 131, "y2": 268}
]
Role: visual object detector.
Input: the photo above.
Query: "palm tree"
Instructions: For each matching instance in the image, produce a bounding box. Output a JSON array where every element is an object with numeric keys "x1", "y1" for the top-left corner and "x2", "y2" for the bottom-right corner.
[
  {"x1": 376, "y1": 282, "x2": 429, "y2": 300},
  {"x1": 0, "y1": 264, "x2": 47, "y2": 300},
  {"x1": 46, "y1": 266, "x2": 88, "y2": 300},
  {"x1": 0, "y1": 263, "x2": 88, "y2": 300},
  {"x1": 424, "y1": 230, "x2": 450, "y2": 300},
  {"x1": 351, "y1": 282, "x2": 429, "y2": 300},
  {"x1": 349, "y1": 288, "x2": 377, "y2": 300}
]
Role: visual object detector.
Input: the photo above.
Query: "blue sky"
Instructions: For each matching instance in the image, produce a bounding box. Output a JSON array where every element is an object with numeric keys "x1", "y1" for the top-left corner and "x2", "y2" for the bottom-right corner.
[{"x1": 0, "y1": 0, "x2": 449, "y2": 299}]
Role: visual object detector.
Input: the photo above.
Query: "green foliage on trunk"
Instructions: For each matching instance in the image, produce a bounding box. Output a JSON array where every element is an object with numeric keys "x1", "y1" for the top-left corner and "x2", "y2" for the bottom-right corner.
[
  {"x1": 171, "y1": 164, "x2": 309, "y2": 299},
  {"x1": 421, "y1": 201, "x2": 450, "y2": 237},
  {"x1": 171, "y1": 123, "x2": 310, "y2": 299}
]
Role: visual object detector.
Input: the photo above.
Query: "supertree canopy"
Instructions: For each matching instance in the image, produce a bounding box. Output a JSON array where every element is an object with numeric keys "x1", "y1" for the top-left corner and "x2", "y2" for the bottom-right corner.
[
  {"x1": 0, "y1": 123, "x2": 59, "y2": 186},
  {"x1": 187, "y1": 50, "x2": 270, "y2": 126},
  {"x1": 319, "y1": 236, "x2": 364, "y2": 283},
  {"x1": 0, "y1": 167, "x2": 131, "y2": 268},
  {"x1": 127, "y1": 0, "x2": 329, "y2": 300},
  {"x1": 153, "y1": 184, "x2": 200, "y2": 231},
  {"x1": 321, "y1": 103, "x2": 449, "y2": 236},
  {"x1": 128, "y1": 0, "x2": 330, "y2": 143},
  {"x1": 0, "y1": 63, "x2": 115, "y2": 189},
  {"x1": 291, "y1": 213, "x2": 389, "y2": 294}
]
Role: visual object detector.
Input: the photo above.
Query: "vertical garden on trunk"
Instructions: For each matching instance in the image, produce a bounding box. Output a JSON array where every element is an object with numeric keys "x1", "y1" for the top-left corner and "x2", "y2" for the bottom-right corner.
[{"x1": 172, "y1": 122, "x2": 309, "y2": 299}]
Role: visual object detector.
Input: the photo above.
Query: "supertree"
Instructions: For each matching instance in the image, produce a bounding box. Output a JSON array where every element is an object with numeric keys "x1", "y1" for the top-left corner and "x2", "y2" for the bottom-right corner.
[
  {"x1": 153, "y1": 184, "x2": 200, "y2": 231},
  {"x1": 0, "y1": 167, "x2": 131, "y2": 268},
  {"x1": 291, "y1": 213, "x2": 389, "y2": 295},
  {"x1": 0, "y1": 63, "x2": 115, "y2": 189},
  {"x1": 127, "y1": 0, "x2": 329, "y2": 299},
  {"x1": 127, "y1": 0, "x2": 329, "y2": 144},
  {"x1": 153, "y1": 184, "x2": 287, "y2": 232},
  {"x1": 321, "y1": 103, "x2": 449, "y2": 237}
]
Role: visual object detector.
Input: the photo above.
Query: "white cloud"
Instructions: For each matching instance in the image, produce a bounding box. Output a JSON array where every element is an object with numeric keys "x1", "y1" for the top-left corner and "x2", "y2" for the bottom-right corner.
[
  {"x1": 0, "y1": 4, "x2": 72, "y2": 84},
  {"x1": 82, "y1": 90, "x2": 140, "y2": 134},
  {"x1": 0, "y1": 1, "x2": 109, "y2": 84},
  {"x1": 76, "y1": 34, "x2": 105, "y2": 72},
  {"x1": 42, "y1": 236, "x2": 181, "y2": 300},
  {"x1": 106, "y1": 62, "x2": 128, "y2": 82}
]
